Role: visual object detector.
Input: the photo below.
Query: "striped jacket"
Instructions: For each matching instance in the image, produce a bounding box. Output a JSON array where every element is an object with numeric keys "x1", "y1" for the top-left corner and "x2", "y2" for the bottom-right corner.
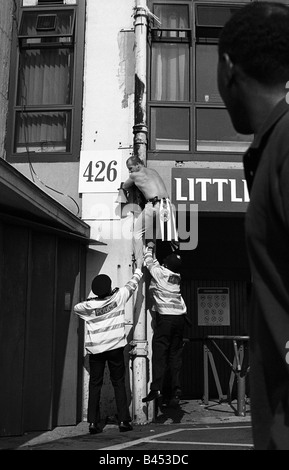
[
  {"x1": 144, "y1": 247, "x2": 187, "y2": 316},
  {"x1": 74, "y1": 269, "x2": 143, "y2": 354}
]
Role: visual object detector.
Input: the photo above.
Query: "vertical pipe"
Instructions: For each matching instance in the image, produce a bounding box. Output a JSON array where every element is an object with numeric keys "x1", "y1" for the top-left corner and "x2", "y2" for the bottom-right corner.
[
  {"x1": 203, "y1": 342, "x2": 209, "y2": 405},
  {"x1": 237, "y1": 343, "x2": 246, "y2": 416},
  {"x1": 133, "y1": 0, "x2": 148, "y2": 161},
  {"x1": 131, "y1": 0, "x2": 150, "y2": 424},
  {"x1": 237, "y1": 372, "x2": 246, "y2": 417}
]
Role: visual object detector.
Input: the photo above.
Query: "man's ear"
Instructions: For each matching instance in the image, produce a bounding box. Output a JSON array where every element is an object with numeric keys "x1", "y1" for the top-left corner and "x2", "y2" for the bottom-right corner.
[{"x1": 221, "y1": 52, "x2": 235, "y2": 86}]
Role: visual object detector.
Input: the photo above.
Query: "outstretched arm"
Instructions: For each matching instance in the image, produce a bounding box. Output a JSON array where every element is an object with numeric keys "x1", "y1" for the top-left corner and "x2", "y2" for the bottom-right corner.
[
  {"x1": 122, "y1": 175, "x2": 135, "y2": 190},
  {"x1": 144, "y1": 242, "x2": 160, "y2": 276},
  {"x1": 122, "y1": 266, "x2": 143, "y2": 302}
]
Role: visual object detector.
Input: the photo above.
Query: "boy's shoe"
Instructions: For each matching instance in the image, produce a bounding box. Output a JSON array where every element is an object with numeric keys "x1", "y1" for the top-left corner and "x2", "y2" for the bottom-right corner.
[
  {"x1": 142, "y1": 390, "x2": 162, "y2": 402},
  {"x1": 89, "y1": 423, "x2": 102, "y2": 434},
  {"x1": 119, "y1": 421, "x2": 133, "y2": 432}
]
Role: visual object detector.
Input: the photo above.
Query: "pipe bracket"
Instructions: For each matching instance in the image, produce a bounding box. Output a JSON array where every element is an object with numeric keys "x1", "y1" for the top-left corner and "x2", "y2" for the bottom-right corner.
[{"x1": 129, "y1": 339, "x2": 148, "y2": 357}]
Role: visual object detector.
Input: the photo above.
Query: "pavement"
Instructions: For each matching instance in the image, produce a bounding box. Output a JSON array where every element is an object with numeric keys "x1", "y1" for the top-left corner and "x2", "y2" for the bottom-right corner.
[{"x1": 0, "y1": 399, "x2": 252, "y2": 451}]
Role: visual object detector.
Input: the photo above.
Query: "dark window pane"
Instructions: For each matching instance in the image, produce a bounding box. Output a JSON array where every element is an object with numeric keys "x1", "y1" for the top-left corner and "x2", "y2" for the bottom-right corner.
[
  {"x1": 153, "y1": 4, "x2": 189, "y2": 36},
  {"x1": 196, "y1": 44, "x2": 221, "y2": 103},
  {"x1": 195, "y1": 4, "x2": 242, "y2": 39},
  {"x1": 150, "y1": 107, "x2": 190, "y2": 151},
  {"x1": 196, "y1": 5, "x2": 241, "y2": 27},
  {"x1": 196, "y1": 108, "x2": 253, "y2": 152},
  {"x1": 15, "y1": 111, "x2": 71, "y2": 153},
  {"x1": 17, "y1": 48, "x2": 73, "y2": 105},
  {"x1": 151, "y1": 43, "x2": 189, "y2": 101}
]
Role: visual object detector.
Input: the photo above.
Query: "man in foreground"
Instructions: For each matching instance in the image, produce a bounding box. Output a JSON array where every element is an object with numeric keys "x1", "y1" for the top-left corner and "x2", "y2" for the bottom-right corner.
[{"x1": 218, "y1": 1, "x2": 289, "y2": 449}]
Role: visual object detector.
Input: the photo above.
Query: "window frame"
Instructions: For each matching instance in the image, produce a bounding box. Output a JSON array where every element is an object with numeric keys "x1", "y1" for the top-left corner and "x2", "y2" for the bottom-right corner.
[
  {"x1": 6, "y1": 0, "x2": 85, "y2": 163},
  {"x1": 147, "y1": 1, "x2": 249, "y2": 162}
]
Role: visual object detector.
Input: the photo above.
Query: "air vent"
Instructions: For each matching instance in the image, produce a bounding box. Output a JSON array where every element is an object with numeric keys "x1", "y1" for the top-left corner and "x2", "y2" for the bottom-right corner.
[
  {"x1": 36, "y1": 14, "x2": 57, "y2": 31},
  {"x1": 19, "y1": 9, "x2": 75, "y2": 40}
]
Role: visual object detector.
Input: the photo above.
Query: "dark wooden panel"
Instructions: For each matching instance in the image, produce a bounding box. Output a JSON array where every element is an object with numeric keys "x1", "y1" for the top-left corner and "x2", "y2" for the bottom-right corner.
[
  {"x1": 0, "y1": 221, "x2": 87, "y2": 435},
  {"x1": 23, "y1": 232, "x2": 56, "y2": 432},
  {"x1": 53, "y1": 238, "x2": 81, "y2": 426},
  {"x1": 0, "y1": 224, "x2": 29, "y2": 436}
]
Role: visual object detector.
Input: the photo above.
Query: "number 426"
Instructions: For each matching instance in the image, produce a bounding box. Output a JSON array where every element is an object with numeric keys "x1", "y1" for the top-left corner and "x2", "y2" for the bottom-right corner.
[{"x1": 83, "y1": 160, "x2": 118, "y2": 182}]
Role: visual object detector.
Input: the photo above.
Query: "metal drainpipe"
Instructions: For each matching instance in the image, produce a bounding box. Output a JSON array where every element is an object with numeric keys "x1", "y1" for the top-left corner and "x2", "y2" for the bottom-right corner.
[
  {"x1": 133, "y1": 0, "x2": 148, "y2": 161},
  {"x1": 129, "y1": 0, "x2": 150, "y2": 424}
]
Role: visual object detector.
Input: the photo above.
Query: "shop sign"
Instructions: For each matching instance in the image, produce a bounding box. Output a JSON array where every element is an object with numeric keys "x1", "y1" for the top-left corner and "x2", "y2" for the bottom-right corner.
[{"x1": 172, "y1": 168, "x2": 249, "y2": 212}]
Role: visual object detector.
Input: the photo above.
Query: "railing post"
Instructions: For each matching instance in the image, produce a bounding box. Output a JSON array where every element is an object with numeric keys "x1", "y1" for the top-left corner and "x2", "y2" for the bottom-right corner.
[
  {"x1": 203, "y1": 341, "x2": 209, "y2": 405},
  {"x1": 236, "y1": 342, "x2": 246, "y2": 416},
  {"x1": 236, "y1": 371, "x2": 246, "y2": 416}
]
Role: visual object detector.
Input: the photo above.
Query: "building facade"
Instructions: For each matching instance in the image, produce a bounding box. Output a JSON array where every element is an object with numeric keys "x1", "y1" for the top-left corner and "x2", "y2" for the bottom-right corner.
[
  {"x1": 2, "y1": 0, "x2": 276, "y2": 434},
  {"x1": 0, "y1": 0, "x2": 95, "y2": 437}
]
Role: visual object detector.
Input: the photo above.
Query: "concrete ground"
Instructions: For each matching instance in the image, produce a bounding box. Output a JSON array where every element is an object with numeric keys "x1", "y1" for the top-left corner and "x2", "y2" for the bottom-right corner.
[{"x1": 0, "y1": 399, "x2": 252, "y2": 451}]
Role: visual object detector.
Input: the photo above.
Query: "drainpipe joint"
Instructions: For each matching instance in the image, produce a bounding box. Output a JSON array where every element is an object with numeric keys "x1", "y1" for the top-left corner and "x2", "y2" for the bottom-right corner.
[{"x1": 129, "y1": 339, "x2": 148, "y2": 357}]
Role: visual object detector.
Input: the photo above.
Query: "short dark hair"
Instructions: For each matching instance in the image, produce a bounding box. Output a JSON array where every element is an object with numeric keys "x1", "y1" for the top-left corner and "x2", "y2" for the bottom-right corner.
[
  {"x1": 126, "y1": 156, "x2": 144, "y2": 166},
  {"x1": 219, "y1": 2, "x2": 289, "y2": 85},
  {"x1": 91, "y1": 274, "x2": 112, "y2": 298}
]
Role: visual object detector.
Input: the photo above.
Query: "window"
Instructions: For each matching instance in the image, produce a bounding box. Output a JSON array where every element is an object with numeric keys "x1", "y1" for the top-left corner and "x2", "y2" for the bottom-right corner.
[
  {"x1": 149, "y1": 2, "x2": 191, "y2": 156},
  {"x1": 7, "y1": 0, "x2": 85, "y2": 162},
  {"x1": 148, "y1": 1, "x2": 253, "y2": 161},
  {"x1": 196, "y1": 108, "x2": 252, "y2": 152},
  {"x1": 150, "y1": 107, "x2": 190, "y2": 151}
]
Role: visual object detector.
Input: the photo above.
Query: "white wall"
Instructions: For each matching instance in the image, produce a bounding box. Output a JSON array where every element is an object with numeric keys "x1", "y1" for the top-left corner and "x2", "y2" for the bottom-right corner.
[{"x1": 81, "y1": 0, "x2": 136, "y2": 296}]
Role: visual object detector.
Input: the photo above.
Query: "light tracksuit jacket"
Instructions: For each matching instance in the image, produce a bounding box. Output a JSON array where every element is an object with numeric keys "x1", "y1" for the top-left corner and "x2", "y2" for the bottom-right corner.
[{"x1": 74, "y1": 269, "x2": 143, "y2": 354}]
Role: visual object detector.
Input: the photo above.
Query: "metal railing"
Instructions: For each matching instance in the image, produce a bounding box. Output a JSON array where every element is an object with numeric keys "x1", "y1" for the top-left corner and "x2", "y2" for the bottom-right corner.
[{"x1": 203, "y1": 335, "x2": 250, "y2": 416}]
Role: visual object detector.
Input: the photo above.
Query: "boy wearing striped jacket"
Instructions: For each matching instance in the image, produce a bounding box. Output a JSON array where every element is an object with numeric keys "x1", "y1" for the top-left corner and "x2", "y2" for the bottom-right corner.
[
  {"x1": 74, "y1": 261, "x2": 143, "y2": 434},
  {"x1": 142, "y1": 241, "x2": 187, "y2": 406}
]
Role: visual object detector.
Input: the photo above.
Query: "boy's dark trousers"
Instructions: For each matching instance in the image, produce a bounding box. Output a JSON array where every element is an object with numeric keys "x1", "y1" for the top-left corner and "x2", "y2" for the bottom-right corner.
[
  {"x1": 87, "y1": 347, "x2": 131, "y2": 424},
  {"x1": 151, "y1": 313, "x2": 185, "y2": 394}
]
